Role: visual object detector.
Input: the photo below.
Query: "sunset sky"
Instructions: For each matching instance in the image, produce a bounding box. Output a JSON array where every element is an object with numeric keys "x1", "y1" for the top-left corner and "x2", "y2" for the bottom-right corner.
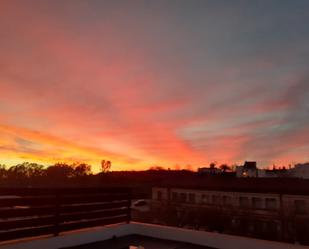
[{"x1": 0, "y1": 0, "x2": 308, "y2": 171}]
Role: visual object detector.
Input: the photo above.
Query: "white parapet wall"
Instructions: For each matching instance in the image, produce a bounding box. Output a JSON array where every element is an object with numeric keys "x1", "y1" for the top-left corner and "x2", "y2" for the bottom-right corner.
[
  {"x1": 0, "y1": 223, "x2": 132, "y2": 249},
  {"x1": 131, "y1": 222, "x2": 307, "y2": 249},
  {"x1": 0, "y1": 222, "x2": 307, "y2": 249}
]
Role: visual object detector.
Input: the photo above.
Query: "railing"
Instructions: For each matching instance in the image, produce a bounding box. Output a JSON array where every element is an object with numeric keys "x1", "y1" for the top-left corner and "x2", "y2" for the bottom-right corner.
[{"x1": 0, "y1": 188, "x2": 131, "y2": 241}]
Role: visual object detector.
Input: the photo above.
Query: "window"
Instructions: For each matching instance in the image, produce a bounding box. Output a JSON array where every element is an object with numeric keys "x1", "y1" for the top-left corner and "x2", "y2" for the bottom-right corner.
[
  {"x1": 188, "y1": 193, "x2": 196, "y2": 203},
  {"x1": 253, "y1": 220, "x2": 267, "y2": 233},
  {"x1": 223, "y1": 196, "x2": 232, "y2": 206},
  {"x1": 239, "y1": 197, "x2": 250, "y2": 208},
  {"x1": 172, "y1": 192, "x2": 178, "y2": 202},
  {"x1": 294, "y1": 200, "x2": 306, "y2": 214},
  {"x1": 212, "y1": 195, "x2": 221, "y2": 205},
  {"x1": 180, "y1": 193, "x2": 187, "y2": 202},
  {"x1": 157, "y1": 191, "x2": 162, "y2": 200},
  {"x1": 265, "y1": 198, "x2": 277, "y2": 210},
  {"x1": 201, "y1": 194, "x2": 209, "y2": 204},
  {"x1": 252, "y1": 197, "x2": 263, "y2": 209},
  {"x1": 267, "y1": 221, "x2": 279, "y2": 234}
]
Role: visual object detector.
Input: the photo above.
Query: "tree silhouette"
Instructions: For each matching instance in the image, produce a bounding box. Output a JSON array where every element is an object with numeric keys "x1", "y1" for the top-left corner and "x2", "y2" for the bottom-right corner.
[
  {"x1": 210, "y1": 162, "x2": 217, "y2": 169},
  {"x1": 219, "y1": 164, "x2": 231, "y2": 173},
  {"x1": 72, "y1": 162, "x2": 92, "y2": 177},
  {"x1": 7, "y1": 162, "x2": 45, "y2": 179},
  {"x1": 0, "y1": 164, "x2": 7, "y2": 179},
  {"x1": 149, "y1": 166, "x2": 165, "y2": 171},
  {"x1": 46, "y1": 163, "x2": 75, "y2": 179},
  {"x1": 101, "y1": 160, "x2": 111, "y2": 173}
]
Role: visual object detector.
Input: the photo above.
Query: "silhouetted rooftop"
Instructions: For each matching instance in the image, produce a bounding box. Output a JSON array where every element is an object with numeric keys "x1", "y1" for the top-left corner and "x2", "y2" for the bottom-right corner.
[{"x1": 243, "y1": 161, "x2": 257, "y2": 169}]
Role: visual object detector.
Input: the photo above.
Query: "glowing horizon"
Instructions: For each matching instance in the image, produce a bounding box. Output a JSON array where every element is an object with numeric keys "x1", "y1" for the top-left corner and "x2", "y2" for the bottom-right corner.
[{"x1": 0, "y1": 1, "x2": 308, "y2": 172}]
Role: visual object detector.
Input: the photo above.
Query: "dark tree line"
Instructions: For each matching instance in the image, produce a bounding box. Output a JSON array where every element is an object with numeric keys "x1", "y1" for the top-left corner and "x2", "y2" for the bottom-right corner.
[
  {"x1": 0, "y1": 162, "x2": 99, "y2": 187},
  {"x1": 0, "y1": 162, "x2": 92, "y2": 178},
  {"x1": 1, "y1": 161, "x2": 308, "y2": 196}
]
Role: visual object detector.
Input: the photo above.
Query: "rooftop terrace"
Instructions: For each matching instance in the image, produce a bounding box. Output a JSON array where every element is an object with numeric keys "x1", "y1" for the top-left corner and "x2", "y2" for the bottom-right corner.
[
  {"x1": 0, "y1": 188, "x2": 307, "y2": 249},
  {"x1": 61, "y1": 234, "x2": 214, "y2": 249},
  {"x1": 0, "y1": 222, "x2": 307, "y2": 249}
]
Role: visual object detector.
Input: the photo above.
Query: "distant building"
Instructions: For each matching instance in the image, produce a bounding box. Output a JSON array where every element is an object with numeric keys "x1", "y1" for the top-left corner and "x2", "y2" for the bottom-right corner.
[
  {"x1": 236, "y1": 161, "x2": 258, "y2": 177},
  {"x1": 202, "y1": 161, "x2": 309, "y2": 179},
  {"x1": 258, "y1": 168, "x2": 291, "y2": 178},
  {"x1": 291, "y1": 163, "x2": 309, "y2": 179},
  {"x1": 198, "y1": 167, "x2": 221, "y2": 175},
  {"x1": 237, "y1": 162, "x2": 297, "y2": 178},
  {"x1": 258, "y1": 163, "x2": 309, "y2": 179}
]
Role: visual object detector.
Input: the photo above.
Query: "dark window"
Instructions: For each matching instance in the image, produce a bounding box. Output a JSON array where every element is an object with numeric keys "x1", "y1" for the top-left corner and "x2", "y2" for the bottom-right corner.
[
  {"x1": 157, "y1": 191, "x2": 162, "y2": 200},
  {"x1": 253, "y1": 220, "x2": 267, "y2": 234},
  {"x1": 172, "y1": 192, "x2": 178, "y2": 202},
  {"x1": 265, "y1": 198, "x2": 277, "y2": 210},
  {"x1": 239, "y1": 197, "x2": 250, "y2": 208},
  {"x1": 294, "y1": 200, "x2": 306, "y2": 214},
  {"x1": 252, "y1": 197, "x2": 263, "y2": 209},
  {"x1": 212, "y1": 195, "x2": 221, "y2": 205},
  {"x1": 180, "y1": 193, "x2": 187, "y2": 202},
  {"x1": 188, "y1": 193, "x2": 196, "y2": 203},
  {"x1": 267, "y1": 221, "x2": 278, "y2": 234},
  {"x1": 201, "y1": 194, "x2": 209, "y2": 204},
  {"x1": 223, "y1": 196, "x2": 232, "y2": 206}
]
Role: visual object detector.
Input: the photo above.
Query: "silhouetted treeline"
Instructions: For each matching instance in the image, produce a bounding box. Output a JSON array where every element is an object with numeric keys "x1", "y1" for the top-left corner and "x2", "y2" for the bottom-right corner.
[
  {"x1": 0, "y1": 162, "x2": 199, "y2": 194},
  {"x1": 0, "y1": 162, "x2": 93, "y2": 187},
  {"x1": 0, "y1": 162, "x2": 309, "y2": 197}
]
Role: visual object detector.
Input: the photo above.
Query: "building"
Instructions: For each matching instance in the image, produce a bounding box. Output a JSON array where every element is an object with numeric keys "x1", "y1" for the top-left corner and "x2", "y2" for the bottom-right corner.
[
  {"x1": 291, "y1": 163, "x2": 309, "y2": 179},
  {"x1": 258, "y1": 168, "x2": 291, "y2": 178},
  {"x1": 236, "y1": 161, "x2": 309, "y2": 179},
  {"x1": 198, "y1": 167, "x2": 221, "y2": 175},
  {"x1": 152, "y1": 186, "x2": 309, "y2": 244},
  {"x1": 1, "y1": 188, "x2": 306, "y2": 249},
  {"x1": 236, "y1": 161, "x2": 258, "y2": 177}
]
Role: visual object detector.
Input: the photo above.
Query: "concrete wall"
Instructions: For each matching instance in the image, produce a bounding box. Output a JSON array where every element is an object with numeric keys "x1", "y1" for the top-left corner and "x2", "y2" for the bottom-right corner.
[
  {"x1": 132, "y1": 222, "x2": 307, "y2": 249},
  {"x1": 0, "y1": 222, "x2": 307, "y2": 249},
  {"x1": 0, "y1": 223, "x2": 132, "y2": 249}
]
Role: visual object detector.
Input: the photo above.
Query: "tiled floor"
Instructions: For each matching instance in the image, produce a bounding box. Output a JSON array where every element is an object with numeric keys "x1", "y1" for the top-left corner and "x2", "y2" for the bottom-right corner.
[{"x1": 60, "y1": 235, "x2": 216, "y2": 249}]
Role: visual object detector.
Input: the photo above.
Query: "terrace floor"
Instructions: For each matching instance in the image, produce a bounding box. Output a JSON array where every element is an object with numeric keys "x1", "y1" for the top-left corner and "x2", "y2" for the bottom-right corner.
[{"x1": 60, "y1": 235, "x2": 216, "y2": 249}]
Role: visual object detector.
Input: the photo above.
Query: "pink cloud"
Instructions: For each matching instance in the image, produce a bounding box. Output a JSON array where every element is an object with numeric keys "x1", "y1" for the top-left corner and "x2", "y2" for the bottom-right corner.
[{"x1": 0, "y1": 1, "x2": 308, "y2": 170}]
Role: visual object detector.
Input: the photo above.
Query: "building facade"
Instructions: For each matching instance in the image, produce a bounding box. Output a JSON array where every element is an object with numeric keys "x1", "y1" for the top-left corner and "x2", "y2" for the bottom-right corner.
[
  {"x1": 291, "y1": 163, "x2": 309, "y2": 179},
  {"x1": 151, "y1": 187, "x2": 309, "y2": 244},
  {"x1": 236, "y1": 161, "x2": 258, "y2": 177}
]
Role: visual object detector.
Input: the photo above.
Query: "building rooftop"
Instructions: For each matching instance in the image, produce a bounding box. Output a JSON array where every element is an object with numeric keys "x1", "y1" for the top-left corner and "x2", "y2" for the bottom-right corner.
[
  {"x1": 61, "y1": 234, "x2": 215, "y2": 249},
  {"x1": 0, "y1": 188, "x2": 308, "y2": 249},
  {"x1": 1, "y1": 222, "x2": 307, "y2": 249},
  {"x1": 243, "y1": 161, "x2": 257, "y2": 169}
]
